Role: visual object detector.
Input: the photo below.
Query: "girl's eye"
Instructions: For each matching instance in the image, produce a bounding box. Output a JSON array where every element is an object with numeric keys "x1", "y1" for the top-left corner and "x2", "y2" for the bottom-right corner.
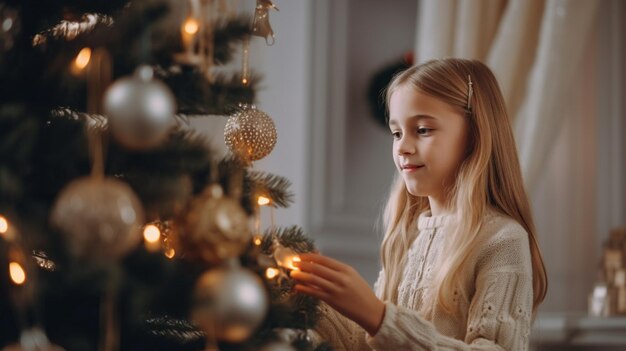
[
  {"x1": 391, "y1": 131, "x2": 401, "y2": 139},
  {"x1": 417, "y1": 127, "x2": 432, "y2": 136}
]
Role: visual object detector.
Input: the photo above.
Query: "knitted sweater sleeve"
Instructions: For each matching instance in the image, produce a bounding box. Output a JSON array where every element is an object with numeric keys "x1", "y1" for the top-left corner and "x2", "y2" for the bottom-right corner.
[
  {"x1": 314, "y1": 302, "x2": 372, "y2": 351},
  {"x1": 313, "y1": 270, "x2": 386, "y2": 350},
  {"x1": 366, "y1": 228, "x2": 534, "y2": 351}
]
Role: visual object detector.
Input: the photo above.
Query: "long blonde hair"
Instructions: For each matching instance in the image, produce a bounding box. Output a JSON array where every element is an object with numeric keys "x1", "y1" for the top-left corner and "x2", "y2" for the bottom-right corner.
[{"x1": 380, "y1": 58, "x2": 547, "y2": 315}]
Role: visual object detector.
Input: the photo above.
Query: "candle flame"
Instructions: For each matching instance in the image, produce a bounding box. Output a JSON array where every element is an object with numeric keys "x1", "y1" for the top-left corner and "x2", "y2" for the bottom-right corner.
[
  {"x1": 143, "y1": 224, "x2": 161, "y2": 243},
  {"x1": 9, "y1": 262, "x2": 26, "y2": 285},
  {"x1": 257, "y1": 196, "x2": 271, "y2": 206},
  {"x1": 183, "y1": 18, "x2": 199, "y2": 35},
  {"x1": 165, "y1": 248, "x2": 176, "y2": 259},
  {"x1": 0, "y1": 215, "x2": 7, "y2": 234},
  {"x1": 75, "y1": 47, "x2": 92, "y2": 70}
]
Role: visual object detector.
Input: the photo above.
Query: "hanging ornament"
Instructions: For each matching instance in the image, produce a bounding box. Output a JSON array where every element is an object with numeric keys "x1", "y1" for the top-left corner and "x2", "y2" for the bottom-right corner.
[
  {"x1": 252, "y1": 0, "x2": 279, "y2": 45},
  {"x1": 224, "y1": 104, "x2": 277, "y2": 163},
  {"x1": 191, "y1": 264, "x2": 269, "y2": 343},
  {"x1": 103, "y1": 65, "x2": 176, "y2": 150},
  {"x1": 50, "y1": 177, "x2": 144, "y2": 260},
  {"x1": 1, "y1": 328, "x2": 65, "y2": 351},
  {"x1": 183, "y1": 183, "x2": 251, "y2": 263}
]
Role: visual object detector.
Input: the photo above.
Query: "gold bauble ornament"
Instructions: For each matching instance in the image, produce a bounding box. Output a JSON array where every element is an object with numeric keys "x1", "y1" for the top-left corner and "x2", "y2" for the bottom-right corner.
[
  {"x1": 191, "y1": 265, "x2": 269, "y2": 343},
  {"x1": 50, "y1": 177, "x2": 144, "y2": 260},
  {"x1": 183, "y1": 184, "x2": 250, "y2": 263},
  {"x1": 224, "y1": 104, "x2": 277, "y2": 162}
]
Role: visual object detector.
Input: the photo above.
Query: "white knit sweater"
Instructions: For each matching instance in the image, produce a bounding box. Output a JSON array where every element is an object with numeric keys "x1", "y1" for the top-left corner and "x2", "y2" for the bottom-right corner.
[{"x1": 314, "y1": 210, "x2": 534, "y2": 351}]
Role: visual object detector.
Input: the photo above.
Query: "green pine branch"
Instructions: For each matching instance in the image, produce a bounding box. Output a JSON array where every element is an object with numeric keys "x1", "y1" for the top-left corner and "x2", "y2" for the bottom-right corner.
[{"x1": 247, "y1": 171, "x2": 295, "y2": 209}]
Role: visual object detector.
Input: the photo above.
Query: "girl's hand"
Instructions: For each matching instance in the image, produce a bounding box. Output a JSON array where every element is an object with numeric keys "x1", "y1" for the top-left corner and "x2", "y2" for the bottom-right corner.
[{"x1": 290, "y1": 253, "x2": 385, "y2": 336}]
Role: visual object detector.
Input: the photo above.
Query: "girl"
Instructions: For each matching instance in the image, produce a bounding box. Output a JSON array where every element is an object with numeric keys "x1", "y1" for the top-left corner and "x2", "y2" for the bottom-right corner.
[{"x1": 291, "y1": 58, "x2": 548, "y2": 350}]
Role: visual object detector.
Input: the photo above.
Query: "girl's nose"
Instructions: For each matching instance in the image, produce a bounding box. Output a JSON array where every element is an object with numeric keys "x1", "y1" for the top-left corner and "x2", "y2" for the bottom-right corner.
[{"x1": 397, "y1": 136, "x2": 416, "y2": 155}]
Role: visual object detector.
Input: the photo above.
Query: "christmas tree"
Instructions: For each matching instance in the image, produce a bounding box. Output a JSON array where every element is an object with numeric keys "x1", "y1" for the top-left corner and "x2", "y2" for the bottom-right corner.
[{"x1": 0, "y1": 1, "x2": 330, "y2": 350}]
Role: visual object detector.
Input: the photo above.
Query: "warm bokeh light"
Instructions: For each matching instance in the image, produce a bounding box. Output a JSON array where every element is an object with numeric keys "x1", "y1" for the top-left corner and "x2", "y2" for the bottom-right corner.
[
  {"x1": 265, "y1": 268, "x2": 279, "y2": 279},
  {"x1": 9, "y1": 262, "x2": 26, "y2": 285},
  {"x1": 165, "y1": 248, "x2": 176, "y2": 259},
  {"x1": 242, "y1": 77, "x2": 248, "y2": 85},
  {"x1": 279, "y1": 254, "x2": 300, "y2": 270},
  {"x1": 253, "y1": 236, "x2": 262, "y2": 246},
  {"x1": 0, "y1": 215, "x2": 7, "y2": 234},
  {"x1": 291, "y1": 256, "x2": 301, "y2": 270},
  {"x1": 183, "y1": 18, "x2": 199, "y2": 35},
  {"x1": 143, "y1": 224, "x2": 161, "y2": 243},
  {"x1": 257, "y1": 196, "x2": 271, "y2": 206},
  {"x1": 74, "y1": 47, "x2": 92, "y2": 70}
]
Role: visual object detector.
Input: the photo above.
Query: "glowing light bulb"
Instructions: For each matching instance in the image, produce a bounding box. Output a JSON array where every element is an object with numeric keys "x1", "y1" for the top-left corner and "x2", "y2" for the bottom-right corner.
[
  {"x1": 265, "y1": 268, "x2": 279, "y2": 279},
  {"x1": 253, "y1": 236, "x2": 262, "y2": 246},
  {"x1": 165, "y1": 248, "x2": 176, "y2": 259},
  {"x1": 74, "y1": 47, "x2": 92, "y2": 70},
  {"x1": 143, "y1": 224, "x2": 161, "y2": 252},
  {"x1": 242, "y1": 77, "x2": 248, "y2": 85},
  {"x1": 183, "y1": 18, "x2": 199, "y2": 35},
  {"x1": 275, "y1": 246, "x2": 300, "y2": 270},
  {"x1": 0, "y1": 215, "x2": 8, "y2": 234},
  {"x1": 144, "y1": 225, "x2": 161, "y2": 242},
  {"x1": 0, "y1": 215, "x2": 16, "y2": 241},
  {"x1": 9, "y1": 262, "x2": 26, "y2": 285},
  {"x1": 257, "y1": 196, "x2": 271, "y2": 206}
]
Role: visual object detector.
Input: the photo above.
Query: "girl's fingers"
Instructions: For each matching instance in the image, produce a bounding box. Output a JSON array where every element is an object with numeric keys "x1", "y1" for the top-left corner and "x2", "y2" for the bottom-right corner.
[
  {"x1": 290, "y1": 270, "x2": 337, "y2": 292},
  {"x1": 293, "y1": 261, "x2": 342, "y2": 283},
  {"x1": 298, "y1": 253, "x2": 347, "y2": 272}
]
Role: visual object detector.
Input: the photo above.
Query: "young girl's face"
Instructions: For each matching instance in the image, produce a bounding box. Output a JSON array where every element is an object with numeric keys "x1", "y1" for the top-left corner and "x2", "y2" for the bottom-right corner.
[{"x1": 388, "y1": 84, "x2": 469, "y2": 202}]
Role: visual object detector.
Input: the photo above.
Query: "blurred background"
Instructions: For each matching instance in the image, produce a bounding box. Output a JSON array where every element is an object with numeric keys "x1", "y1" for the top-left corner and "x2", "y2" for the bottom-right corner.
[{"x1": 195, "y1": 0, "x2": 624, "y2": 350}]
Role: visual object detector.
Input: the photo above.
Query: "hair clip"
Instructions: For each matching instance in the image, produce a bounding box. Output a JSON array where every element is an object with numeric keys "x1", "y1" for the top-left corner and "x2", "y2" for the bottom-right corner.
[{"x1": 467, "y1": 75, "x2": 473, "y2": 111}]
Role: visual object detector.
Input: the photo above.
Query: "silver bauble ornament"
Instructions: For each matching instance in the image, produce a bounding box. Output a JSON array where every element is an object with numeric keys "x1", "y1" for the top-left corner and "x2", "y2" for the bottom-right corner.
[
  {"x1": 183, "y1": 184, "x2": 251, "y2": 263},
  {"x1": 224, "y1": 104, "x2": 277, "y2": 162},
  {"x1": 50, "y1": 177, "x2": 144, "y2": 260},
  {"x1": 191, "y1": 266, "x2": 269, "y2": 343},
  {"x1": 1, "y1": 328, "x2": 65, "y2": 351},
  {"x1": 104, "y1": 65, "x2": 176, "y2": 150},
  {"x1": 260, "y1": 341, "x2": 296, "y2": 351}
]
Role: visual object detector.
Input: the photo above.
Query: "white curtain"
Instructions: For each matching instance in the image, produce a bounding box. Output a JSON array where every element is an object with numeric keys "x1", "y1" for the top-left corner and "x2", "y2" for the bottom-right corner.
[
  {"x1": 414, "y1": 0, "x2": 602, "y2": 313},
  {"x1": 416, "y1": 0, "x2": 600, "y2": 190}
]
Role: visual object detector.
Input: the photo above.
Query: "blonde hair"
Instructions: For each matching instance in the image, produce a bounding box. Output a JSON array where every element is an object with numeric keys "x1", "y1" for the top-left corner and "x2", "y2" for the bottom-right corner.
[{"x1": 380, "y1": 58, "x2": 547, "y2": 316}]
